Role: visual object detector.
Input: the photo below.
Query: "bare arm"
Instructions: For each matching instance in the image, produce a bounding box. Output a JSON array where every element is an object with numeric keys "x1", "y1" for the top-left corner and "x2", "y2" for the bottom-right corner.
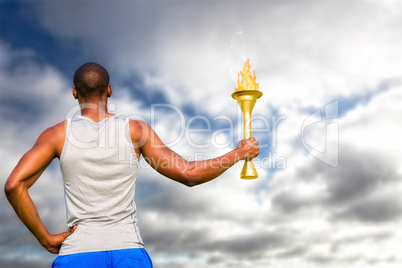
[
  {"x1": 131, "y1": 120, "x2": 259, "y2": 187},
  {"x1": 4, "y1": 124, "x2": 76, "y2": 254}
]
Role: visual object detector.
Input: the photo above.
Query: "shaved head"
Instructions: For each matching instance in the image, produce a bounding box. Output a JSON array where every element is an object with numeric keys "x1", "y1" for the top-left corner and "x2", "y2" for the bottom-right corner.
[{"x1": 73, "y1": 62, "x2": 110, "y2": 99}]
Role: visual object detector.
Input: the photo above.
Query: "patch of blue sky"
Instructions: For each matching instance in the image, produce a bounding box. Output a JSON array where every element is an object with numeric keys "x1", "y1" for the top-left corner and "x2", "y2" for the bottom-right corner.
[
  {"x1": 0, "y1": 1, "x2": 82, "y2": 76},
  {"x1": 337, "y1": 78, "x2": 400, "y2": 117},
  {"x1": 299, "y1": 77, "x2": 401, "y2": 119},
  {"x1": 117, "y1": 74, "x2": 170, "y2": 108}
]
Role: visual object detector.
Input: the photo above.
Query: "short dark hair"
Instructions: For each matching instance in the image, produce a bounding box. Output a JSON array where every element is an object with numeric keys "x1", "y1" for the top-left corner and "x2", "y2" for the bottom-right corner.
[{"x1": 73, "y1": 62, "x2": 110, "y2": 98}]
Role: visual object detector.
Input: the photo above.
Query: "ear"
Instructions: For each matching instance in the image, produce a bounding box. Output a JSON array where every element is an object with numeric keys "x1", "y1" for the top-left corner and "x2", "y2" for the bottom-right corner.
[
  {"x1": 107, "y1": 85, "x2": 112, "y2": 97},
  {"x1": 72, "y1": 87, "x2": 78, "y2": 99}
]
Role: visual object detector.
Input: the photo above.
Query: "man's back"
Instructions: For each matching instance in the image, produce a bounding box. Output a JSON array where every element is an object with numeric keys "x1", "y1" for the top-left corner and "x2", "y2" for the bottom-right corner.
[{"x1": 59, "y1": 115, "x2": 143, "y2": 255}]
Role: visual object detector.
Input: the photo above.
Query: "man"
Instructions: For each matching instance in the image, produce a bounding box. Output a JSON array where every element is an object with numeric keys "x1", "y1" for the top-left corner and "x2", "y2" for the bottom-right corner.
[{"x1": 4, "y1": 62, "x2": 260, "y2": 267}]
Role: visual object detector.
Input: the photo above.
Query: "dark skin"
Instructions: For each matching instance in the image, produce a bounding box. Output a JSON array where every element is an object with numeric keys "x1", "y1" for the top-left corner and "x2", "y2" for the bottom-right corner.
[{"x1": 4, "y1": 85, "x2": 260, "y2": 254}]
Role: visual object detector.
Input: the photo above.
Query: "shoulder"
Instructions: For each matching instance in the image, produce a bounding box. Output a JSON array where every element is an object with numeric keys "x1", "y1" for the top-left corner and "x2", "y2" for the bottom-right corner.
[
  {"x1": 128, "y1": 119, "x2": 145, "y2": 129},
  {"x1": 36, "y1": 120, "x2": 66, "y2": 145},
  {"x1": 32, "y1": 120, "x2": 66, "y2": 158},
  {"x1": 128, "y1": 119, "x2": 148, "y2": 143},
  {"x1": 41, "y1": 120, "x2": 66, "y2": 136}
]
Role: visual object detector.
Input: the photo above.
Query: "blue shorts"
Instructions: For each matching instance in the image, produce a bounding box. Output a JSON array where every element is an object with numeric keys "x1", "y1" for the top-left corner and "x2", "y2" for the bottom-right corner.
[{"x1": 52, "y1": 248, "x2": 153, "y2": 268}]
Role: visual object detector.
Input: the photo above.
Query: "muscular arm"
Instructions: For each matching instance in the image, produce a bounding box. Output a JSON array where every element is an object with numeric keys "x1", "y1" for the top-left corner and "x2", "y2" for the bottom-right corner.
[
  {"x1": 131, "y1": 120, "x2": 259, "y2": 187},
  {"x1": 4, "y1": 123, "x2": 76, "y2": 254}
]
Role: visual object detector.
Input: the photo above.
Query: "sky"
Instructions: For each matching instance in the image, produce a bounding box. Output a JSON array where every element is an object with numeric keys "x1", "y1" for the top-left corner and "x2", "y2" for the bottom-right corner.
[{"x1": 1, "y1": 0, "x2": 402, "y2": 267}]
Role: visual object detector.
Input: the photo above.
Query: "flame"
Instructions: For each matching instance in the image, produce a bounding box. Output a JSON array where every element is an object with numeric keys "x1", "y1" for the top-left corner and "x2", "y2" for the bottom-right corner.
[{"x1": 235, "y1": 58, "x2": 259, "y2": 91}]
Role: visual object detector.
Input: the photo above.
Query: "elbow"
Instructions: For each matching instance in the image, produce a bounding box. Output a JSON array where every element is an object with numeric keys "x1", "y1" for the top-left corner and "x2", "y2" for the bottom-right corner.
[
  {"x1": 4, "y1": 179, "x2": 20, "y2": 198},
  {"x1": 183, "y1": 171, "x2": 199, "y2": 187},
  {"x1": 185, "y1": 180, "x2": 197, "y2": 188},
  {"x1": 4, "y1": 182, "x2": 14, "y2": 197}
]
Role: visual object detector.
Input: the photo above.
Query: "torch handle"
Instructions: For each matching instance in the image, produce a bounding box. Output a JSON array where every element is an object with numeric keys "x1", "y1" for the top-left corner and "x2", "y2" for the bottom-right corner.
[
  {"x1": 239, "y1": 100, "x2": 258, "y2": 179},
  {"x1": 243, "y1": 109, "x2": 252, "y2": 140}
]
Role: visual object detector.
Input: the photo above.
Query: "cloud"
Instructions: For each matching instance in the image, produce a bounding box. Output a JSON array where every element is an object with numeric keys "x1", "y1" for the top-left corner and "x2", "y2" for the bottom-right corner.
[
  {"x1": 30, "y1": 0, "x2": 402, "y2": 117},
  {"x1": 2, "y1": 0, "x2": 402, "y2": 267},
  {"x1": 335, "y1": 193, "x2": 402, "y2": 222},
  {"x1": 260, "y1": 85, "x2": 402, "y2": 266}
]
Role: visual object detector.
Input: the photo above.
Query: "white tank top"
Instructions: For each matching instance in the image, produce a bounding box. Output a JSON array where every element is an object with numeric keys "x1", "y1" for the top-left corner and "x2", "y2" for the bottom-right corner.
[{"x1": 59, "y1": 115, "x2": 143, "y2": 255}]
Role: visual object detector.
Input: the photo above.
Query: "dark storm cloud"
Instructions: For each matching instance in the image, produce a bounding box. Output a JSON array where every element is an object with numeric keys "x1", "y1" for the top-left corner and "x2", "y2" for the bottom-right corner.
[
  {"x1": 202, "y1": 232, "x2": 288, "y2": 258},
  {"x1": 271, "y1": 190, "x2": 318, "y2": 214},
  {"x1": 0, "y1": 200, "x2": 32, "y2": 245},
  {"x1": 0, "y1": 97, "x2": 47, "y2": 124},
  {"x1": 334, "y1": 194, "x2": 402, "y2": 222},
  {"x1": 321, "y1": 154, "x2": 396, "y2": 206},
  {"x1": 294, "y1": 144, "x2": 402, "y2": 222},
  {"x1": 0, "y1": 260, "x2": 53, "y2": 268},
  {"x1": 0, "y1": 199, "x2": 55, "y2": 268},
  {"x1": 266, "y1": 142, "x2": 402, "y2": 265},
  {"x1": 141, "y1": 223, "x2": 210, "y2": 253},
  {"x1": 137, "y1": 178, "x2": 210, "y2": 218},
  {"x1": 0, "y1": 167, "x2": 66, "y2": 268}
]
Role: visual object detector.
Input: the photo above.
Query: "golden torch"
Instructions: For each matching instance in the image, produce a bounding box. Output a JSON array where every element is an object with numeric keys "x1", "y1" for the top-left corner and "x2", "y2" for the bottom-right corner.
[{"x1": 232, "y1": 59, "x2": 262, "y2": 179}]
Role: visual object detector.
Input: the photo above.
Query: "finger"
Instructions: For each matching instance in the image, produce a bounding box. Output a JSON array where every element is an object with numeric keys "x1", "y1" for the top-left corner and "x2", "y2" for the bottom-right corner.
[
  {"x1": 248, "y1": 137, "x2": 258, "y2": 144},
  {"x1": 59, "y1": 225, "x2": 77, "y2": 240},
  {"x1": 248, "y1": 138, "x2": 257, "y2": 145},
  {"x1": 67, "y1": 225, "x2": 77, "y2": 233},
  {"x1": 67, "y1": 225, "x2": 77, "y2": 235}
]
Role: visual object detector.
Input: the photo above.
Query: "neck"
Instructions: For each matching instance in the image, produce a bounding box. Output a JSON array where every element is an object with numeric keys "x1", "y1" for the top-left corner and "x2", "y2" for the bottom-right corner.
[{"x1": 78, "y1": 98, "x2": 114, "y2": 122}]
